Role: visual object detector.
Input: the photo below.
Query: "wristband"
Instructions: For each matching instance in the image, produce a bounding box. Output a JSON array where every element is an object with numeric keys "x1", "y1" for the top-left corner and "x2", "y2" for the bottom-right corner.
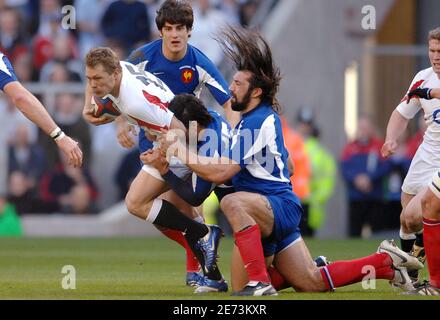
[
  {"x1": 427, "y1": 88, "x2": 432, "y2": 99},
  {"x1": 50, "y1": 127, "x2": 62, "y2": 139},
  {"x1": 54, "y1": 131, "x2": 66, "y2": 142},
  {"x1": 50, "y1": 127, "x2": 66, "y2": 142}
]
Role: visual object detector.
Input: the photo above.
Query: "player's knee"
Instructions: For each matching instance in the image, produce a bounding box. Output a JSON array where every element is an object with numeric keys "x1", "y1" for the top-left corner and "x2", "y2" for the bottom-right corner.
[
  {"x1": 421, "y1": 193, "x2": 440, "y2": 217},
  {"x1": 295, "y1": 271, "x2": 326, "y2": 292},
  {"x1": 125, "y1": 192, "x2": 143, "y2": 217},
  {"x1": 220, "y1": 194, "x2": 243, "y2": 218}
]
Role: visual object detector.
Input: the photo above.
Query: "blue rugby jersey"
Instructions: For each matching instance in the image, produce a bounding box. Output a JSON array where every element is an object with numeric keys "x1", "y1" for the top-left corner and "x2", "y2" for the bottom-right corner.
[
  {"x1": 0, "y1": 53, "x2": 17, "y2": 91},
  {"x1": 229, "y1": 103, "x2": 299, "y2": 202},
  {"x1": 127, "y1": 39, "x2": 231, "y2": 153},
  {"x1": 162, "y1": 110, "x2": 234, "y2": 206}
]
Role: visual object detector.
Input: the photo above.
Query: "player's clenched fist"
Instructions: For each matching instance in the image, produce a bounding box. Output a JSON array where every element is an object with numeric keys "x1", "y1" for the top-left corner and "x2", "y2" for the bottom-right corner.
[{"x1": 381, "y1": 140, "x2": 397, "y2": 158}]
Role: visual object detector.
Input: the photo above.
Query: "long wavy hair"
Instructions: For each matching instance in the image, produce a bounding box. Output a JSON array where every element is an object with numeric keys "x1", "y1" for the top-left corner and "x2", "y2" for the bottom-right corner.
[{"x1": 216, "y1": 27, "x2": 282, "y2": 113}]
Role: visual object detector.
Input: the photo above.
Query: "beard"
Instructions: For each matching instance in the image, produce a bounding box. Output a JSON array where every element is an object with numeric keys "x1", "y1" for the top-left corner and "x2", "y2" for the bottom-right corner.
[{"x1": 231, "y1": 89, "x2": 252, "y2": 111}]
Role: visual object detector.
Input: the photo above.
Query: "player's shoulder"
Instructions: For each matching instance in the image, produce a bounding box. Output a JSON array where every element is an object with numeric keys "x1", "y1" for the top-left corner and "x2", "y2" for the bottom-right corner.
[
  {"x1": 242, "y1": 105, "x2": 278, "y2": 129},
  {"x1": 413, "y1": 67, "x2": 434, "y2": 81},
  {"x1": 127, "y1": 39, "x2": 161, "y2": 64},
  {"x1": 188, "y1": 44, "x2": 219, "y2": 69},
  {"x1": 208, "y1": 109, "x2": 230, "y2": 126}
]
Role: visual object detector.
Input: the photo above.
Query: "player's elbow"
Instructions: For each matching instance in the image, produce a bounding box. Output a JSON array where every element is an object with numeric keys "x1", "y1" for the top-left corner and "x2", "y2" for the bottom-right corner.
[
  {"x1": 210, "y1": 172, "x2": 230, "y2": 185},
  {"x1": 10, "y1": 91, "x2": 32, "y2": 110}
]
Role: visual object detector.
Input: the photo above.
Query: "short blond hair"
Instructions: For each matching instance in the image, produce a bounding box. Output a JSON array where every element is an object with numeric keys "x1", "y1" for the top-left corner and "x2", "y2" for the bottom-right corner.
[
  {"x1": 428, "y1": 27, "x2": 440, "y2": 41},
  {"x1": 85, "y1": 47, "x2": 121, "y2": 74}
]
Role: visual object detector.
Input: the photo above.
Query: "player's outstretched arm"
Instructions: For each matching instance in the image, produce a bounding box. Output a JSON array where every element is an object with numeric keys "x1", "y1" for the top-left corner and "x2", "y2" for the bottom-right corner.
[
  {"x1": 381, "y1": 109, "x2": 410, "y2": 158},
  {"x1": 158, "y1": 130, "x2": 240, "y2": 184},
  {"x1": 3, "y1": 81, "x2": 83, "y2": 167},
  {"x1": 140, "y1": 149, "x2": 212, "y2": 206}
]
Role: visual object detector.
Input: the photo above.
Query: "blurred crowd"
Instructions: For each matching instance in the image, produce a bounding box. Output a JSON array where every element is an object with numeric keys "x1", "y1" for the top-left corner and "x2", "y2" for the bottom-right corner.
[
  {"x1": 0, "y1": 0, "x2": 424, "y2": 240},
  {"x1": 0, "y1": 0, "x2": 262, "y2": 221}
]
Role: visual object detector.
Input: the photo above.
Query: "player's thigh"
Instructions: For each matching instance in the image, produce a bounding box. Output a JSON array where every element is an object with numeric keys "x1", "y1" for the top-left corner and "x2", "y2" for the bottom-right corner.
[
  {"x1": 158, "y1": 190, "x2": 200, "y2": 218},
  {"x1": 221, "y1": 192, "x2": 274, "y2": 237},
  {"x1": 401, "y1": 192, "x2": 415, "y2": 209},
  {"x1": 273, "y1": 238, "x2": 325, "y2": 292},
  {"x1": 401, "y1": 188, "x2": 426, "y2": 227},
  {"x1": 423, "y1": 183, "x2": 440, "y2": 219},
  {"x1": 126, "y1": 169, "x2": 169, "y2": 211}
]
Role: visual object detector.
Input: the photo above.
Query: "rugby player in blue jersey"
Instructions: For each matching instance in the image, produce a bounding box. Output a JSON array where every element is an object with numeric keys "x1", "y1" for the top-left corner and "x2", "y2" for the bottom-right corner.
[
  {"x1": 157, "y1": 27, "x2": 424, "y2": 296},
  {"x1": 0, "y1": 51, "x2": 82, "y2": 167}
]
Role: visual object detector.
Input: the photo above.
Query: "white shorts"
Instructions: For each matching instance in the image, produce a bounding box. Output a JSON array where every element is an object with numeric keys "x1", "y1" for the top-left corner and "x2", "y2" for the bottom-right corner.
[
  {"x1": 142, "y1": 156, "x2": 191, "y2": 182},
  {"x1": 429, "y1": 171, "x2": 440, "y2": 199},
  {"x1": 402, "y1": 144, "x2": 440, "y2": 195}
]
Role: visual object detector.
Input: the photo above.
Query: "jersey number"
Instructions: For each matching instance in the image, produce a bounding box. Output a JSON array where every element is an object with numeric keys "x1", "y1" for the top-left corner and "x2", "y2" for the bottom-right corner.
[{"x1": 126, "y1": 64, "x2": 167, "y2": 92}]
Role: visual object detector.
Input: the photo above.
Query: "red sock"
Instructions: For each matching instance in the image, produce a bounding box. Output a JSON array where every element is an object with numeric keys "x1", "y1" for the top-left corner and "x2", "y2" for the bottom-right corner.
[
  {"x1": 267, "y1": 266, "x2": 290, "y2": 290},
  {"x1": 161, "y1": 228, "x2": 200, "y2": 273},
  {"x1": 234, "y1": 225, "x2": 270, "y2": 284},
  {"x1": 423, "y1": 218, "x2": 440, "y2": 288},
  {"x1": 319, "y1": 253, "x2": 393, "y2": 290}
]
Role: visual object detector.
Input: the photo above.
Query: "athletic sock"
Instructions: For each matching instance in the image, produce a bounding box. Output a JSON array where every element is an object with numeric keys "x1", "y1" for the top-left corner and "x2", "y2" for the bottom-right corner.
[
  {"x1": 400, "y1": 227, "x2": 416, "y2": 253},
  {"x1": 423, "y1": 218, "x2": 440, "y2": 288},
  {"x1": 147, "y1": 198, "x2": 208, "y2": 243},
  {"x1": 319, "y1": 253, "x2": 393, "y2": 290},
  {"x1": 414, "y1": 230, "x2": 424, "y2": 248},
  {"x1": 267, "y1": 265, "x2": 290, "y2": 290},
  {"x1": 234, "y1": 224, "x2": 271, "y2": 284},
  {"x1": 161, "y1": 229, "x2": 200, "y2": 273}
]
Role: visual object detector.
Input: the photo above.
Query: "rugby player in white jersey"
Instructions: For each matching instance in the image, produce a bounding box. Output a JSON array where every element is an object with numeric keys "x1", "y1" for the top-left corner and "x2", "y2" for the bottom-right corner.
[
  {"x1": 84, "y1": 47, "x2": 227, "y2": 292},
  {"x1": 381, "y1": 27, "x2": 440, "y2": 285}
]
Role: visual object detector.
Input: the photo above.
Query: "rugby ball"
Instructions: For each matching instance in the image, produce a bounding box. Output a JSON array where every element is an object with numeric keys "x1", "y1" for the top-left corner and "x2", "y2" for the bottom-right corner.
[{"x1": 91, "y1": 96, "x2": 120, "y2": 118}]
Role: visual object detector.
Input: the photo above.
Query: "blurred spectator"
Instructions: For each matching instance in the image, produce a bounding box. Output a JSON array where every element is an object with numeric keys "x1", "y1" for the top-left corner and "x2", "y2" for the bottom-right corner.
[
  {"x1": 74, "y1": 0, "x2": 108, "y2": 58},
  {"x1": 101, "y1": 0, "x2": 151, "y2": 52},
  {"x1": 406, "y1": 113, "x2": 427, "y2": 159},
  {"x1": 39, "y1": 150, "x2": 99, "y2": 214},
  {"x1": 383, "y1": 134, "x2": 411, "y2": 231},
  {"x1": 296, "y1": 107, "x2": 337, "y2": 237},
  {"x1": 238, "y1": 0, "x2": 260, "y2": 27},
  {"x1": 31, "y1": 0, "x2": 71, "y2": 70},
  {"x1": 114, "y1": 147, "x2": 142, "y2": 200},
  {"x1": 280, "y1": 116, "x2": 312, "y2": 235},
  {"x1": 0, "y1": 6, "x2": 29, "y2": 63},
  {"x1": 0, "y1": 97, "x2": 39, "y2": 144},
  {"x1": 0, "y1": 194, "x2": 22, "y2": 236},
  {"x1": 7, "y1": 170, "x2": 57, "y2": 214},
  {"x1": 39, "y1": 34, "x2": 82, "y2": 82},
  {"x1": 340, "y1": 115, "x2": 391, "y2": 238},
  {"x1": 8, "y1": 123, "x2": 46, "y2": 185},
  {"x1": 36, "y1": 0, "x2": 62, "y2": 37},
  {"x1": 191, "y1": 0, "x2": 235, "y2": 66},
  {"x1": 11, "y1": 50, "x2": 37, "y2": 82},
  {"x1": 38, "y1": 93, "x2": 91, "y2": 169}
]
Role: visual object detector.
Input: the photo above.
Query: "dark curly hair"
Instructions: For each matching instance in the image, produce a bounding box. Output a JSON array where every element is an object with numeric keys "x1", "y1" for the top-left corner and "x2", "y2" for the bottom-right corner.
[
  {"x1": 155, "y1": 0, "x2": 193, "y2": 31},
  {"x1": 168, "y1": 94, "x2": 212, "y2": 128},
  {"x1": 216, "y1": 26, "x2": 282, "y2": 113}
]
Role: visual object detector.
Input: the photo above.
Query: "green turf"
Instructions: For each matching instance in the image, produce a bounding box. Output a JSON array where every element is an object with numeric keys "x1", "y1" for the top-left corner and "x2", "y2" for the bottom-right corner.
[{"x1": 0, "y1": 237, "x2": 436, "y2": 300}]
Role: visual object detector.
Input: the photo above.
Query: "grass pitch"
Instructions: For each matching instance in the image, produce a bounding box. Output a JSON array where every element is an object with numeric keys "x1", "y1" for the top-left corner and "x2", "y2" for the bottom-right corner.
[{"x1": 0, "y1": 237, "x2": 436, "y2": 300}]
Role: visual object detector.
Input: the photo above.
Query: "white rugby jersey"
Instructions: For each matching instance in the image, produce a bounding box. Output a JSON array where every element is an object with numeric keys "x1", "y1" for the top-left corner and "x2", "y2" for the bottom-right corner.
[
  {"x1": 396, "y1": 67, "x2": 440, "y2": 152},
  {"x1": 103, "y1": 61, "x2": 175, "y2": 135}
]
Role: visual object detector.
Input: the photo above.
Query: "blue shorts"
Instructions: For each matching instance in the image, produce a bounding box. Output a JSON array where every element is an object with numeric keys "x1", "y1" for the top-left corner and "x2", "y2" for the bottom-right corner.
[
  {"x1": 139, "y1": 128, "x2": 154, "y2": 153},
  {"x1": 262, "y1": 194, "x2": 302, "y2": 257}
]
